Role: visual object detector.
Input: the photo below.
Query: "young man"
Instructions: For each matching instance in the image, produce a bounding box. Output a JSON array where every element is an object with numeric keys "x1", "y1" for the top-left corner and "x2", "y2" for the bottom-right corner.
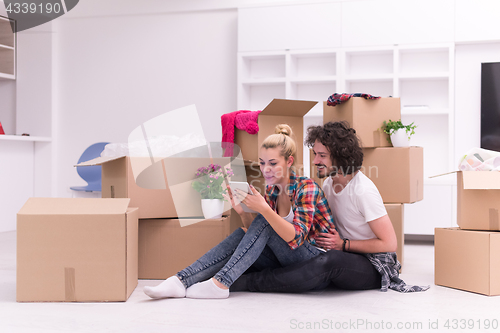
[{"x1": 230, "y1": 121, "x2": 428, "y2": 293}]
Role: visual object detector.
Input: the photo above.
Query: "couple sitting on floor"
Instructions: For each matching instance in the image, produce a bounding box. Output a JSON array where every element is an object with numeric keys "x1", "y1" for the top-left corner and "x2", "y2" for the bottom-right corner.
[{"x1": 144, "y1": 121, "x2": 429, "y2": 300}]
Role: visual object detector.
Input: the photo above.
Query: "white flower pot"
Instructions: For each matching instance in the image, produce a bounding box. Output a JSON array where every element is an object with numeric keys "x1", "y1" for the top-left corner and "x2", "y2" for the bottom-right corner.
[
  {"x1": 201, "y1": 199, "x2": 224, "y2": 219},
  {"x1": 390, "y1": 130, "x2": 411, "y2": 147}
]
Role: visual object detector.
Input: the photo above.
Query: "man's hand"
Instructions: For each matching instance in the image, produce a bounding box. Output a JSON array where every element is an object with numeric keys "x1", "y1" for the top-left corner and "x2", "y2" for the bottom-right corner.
[{"x1": 315, "y1": 229, "x2": 343, "y2": 251}]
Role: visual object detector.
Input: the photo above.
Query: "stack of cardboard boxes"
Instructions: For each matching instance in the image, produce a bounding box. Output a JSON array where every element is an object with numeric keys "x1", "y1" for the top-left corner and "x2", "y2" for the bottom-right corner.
[
  {"x1": 310, "y1": 98, "x2": 424, "y2": 268},
  {"x1": 17, "y1": 153, "x2": 233, "y2": 302},
  {"x1": 435, "y1": 171, "x2": 500, "y2": 296}
]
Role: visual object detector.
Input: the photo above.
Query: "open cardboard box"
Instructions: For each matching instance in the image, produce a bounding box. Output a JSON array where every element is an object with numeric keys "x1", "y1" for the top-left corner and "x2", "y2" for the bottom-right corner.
[
  {"x1": 77, "y1": 155, "x2": 232, "y2": 219},
  {"x1": 17, "y1": 198, "x2": 138, "y2": 302},
  {"x1": 435, "y1": 227, "x2": 500, "y2": 296},
  {"x1": 138, "y1": 216, "x2": 230, "y2": 279},
  {"x1": 234, "y1": 99, "x2": 317, "y2": 163},
  {"x1": 323, "y1": 97, "x2": 401, "y2": 148},
  {"x1": 432, "y1": 170, "x2": 500, "y2": 231}
]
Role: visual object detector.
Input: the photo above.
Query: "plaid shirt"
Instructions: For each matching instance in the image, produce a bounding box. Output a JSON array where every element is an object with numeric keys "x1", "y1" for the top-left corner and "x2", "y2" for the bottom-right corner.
[
  {"x1": 265, "y1": 171, "x2": 336, "y2": 250},
  {"x1": 365, "y1": 252, "x2": 430, "y2": 293}
]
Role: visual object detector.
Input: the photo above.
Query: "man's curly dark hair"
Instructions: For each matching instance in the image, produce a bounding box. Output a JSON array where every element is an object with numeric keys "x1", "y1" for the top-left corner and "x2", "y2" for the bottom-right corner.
[{"x1": 305, "y1": 121, "x2": 363, "y2": 175}]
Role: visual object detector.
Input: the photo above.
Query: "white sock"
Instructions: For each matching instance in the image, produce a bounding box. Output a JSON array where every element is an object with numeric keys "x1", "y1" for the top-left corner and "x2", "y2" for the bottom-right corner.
[
  {"x1": 143, "y1": 276, "x2": 186, "y2": 299},
  {"x1": 185, "y1": 279, "x2": 230, "y2": 299}
]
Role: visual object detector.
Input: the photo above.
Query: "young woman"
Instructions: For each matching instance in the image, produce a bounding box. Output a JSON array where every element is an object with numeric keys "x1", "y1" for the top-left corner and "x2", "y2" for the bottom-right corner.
[
  {"x1": 230, "y1": 121, "x2": 429, "y2": 293},
  {"x1": 143, "y1": 124, "x2": 336, "y2": 299}
]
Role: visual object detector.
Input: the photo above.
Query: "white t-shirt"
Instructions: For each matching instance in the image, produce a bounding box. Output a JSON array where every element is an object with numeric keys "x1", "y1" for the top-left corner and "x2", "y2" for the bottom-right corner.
[{"x1": 322, "y1": 171, "x2": 387, "y2": 240}]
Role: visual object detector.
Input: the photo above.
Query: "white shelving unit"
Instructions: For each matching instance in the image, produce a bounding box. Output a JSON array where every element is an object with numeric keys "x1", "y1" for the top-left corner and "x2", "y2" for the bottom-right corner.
[
  {"x1": 0, "y1": 135, "x2": 51, "y2": 142},
  {"x1": 237, "y1": 43, "x2": 456, "y2": 234},
  {"x1": 0, "y1": 16, "x2": 15, "y2": 79}
]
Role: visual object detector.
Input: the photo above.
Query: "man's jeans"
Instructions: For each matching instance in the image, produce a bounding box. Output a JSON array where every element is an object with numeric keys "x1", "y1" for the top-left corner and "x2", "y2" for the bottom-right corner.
[
  {"x1": 176, "y1": 214, "x2": 321, "y2": 288},
  {"x1": 230, "y1": 249, "x2": 382, "y2": 293}
]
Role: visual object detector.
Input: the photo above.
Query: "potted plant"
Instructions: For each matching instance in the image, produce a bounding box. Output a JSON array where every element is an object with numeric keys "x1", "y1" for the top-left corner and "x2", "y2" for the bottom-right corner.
[
  {"x1": 382, "y1": 119, "x2": 417, "y2": 147},
  {"x1": 192, "y1": 163, "x2": 234, "y2": 219}
]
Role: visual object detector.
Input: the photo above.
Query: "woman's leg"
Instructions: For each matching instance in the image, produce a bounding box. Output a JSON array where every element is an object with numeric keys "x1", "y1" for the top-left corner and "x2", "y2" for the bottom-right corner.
[
  {"x1": 212, "y1": 214, "x2": 320, "y2": 288},
  {"x1": 176, "y1": 227, "x2": 246, "y2": 288},
  {"x1": 230, "y1": 250, "x2": 381, "y2": 293},
  {"x1": 144, "y1": 227, "x2": 246, "y2": 299},
  {"x1": 186, "y1": 214, "x2": 321, "y2": 298}
]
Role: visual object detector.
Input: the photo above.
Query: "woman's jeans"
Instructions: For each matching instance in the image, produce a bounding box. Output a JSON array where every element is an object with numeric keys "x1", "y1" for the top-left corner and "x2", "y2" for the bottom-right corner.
[
  {"x1": 230, "y1": 249, "x2": 382, "y2": 293},
  {"x1": 176, "y1": 214, "x2": 321, "y2": 288}
]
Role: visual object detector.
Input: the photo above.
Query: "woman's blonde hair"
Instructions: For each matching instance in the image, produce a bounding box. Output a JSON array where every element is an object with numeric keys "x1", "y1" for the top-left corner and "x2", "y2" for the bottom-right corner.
[{"x1": 261, "y1": 124, "x2": 297, "y2": 165}]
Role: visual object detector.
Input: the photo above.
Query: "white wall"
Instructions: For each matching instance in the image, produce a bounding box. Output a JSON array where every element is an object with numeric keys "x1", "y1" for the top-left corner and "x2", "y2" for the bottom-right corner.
[
  {"x1": 53, "y1": 9, "x2": 238, "y2": 197},
  {"x1": 454, "y1": 42, "x2": 500, "y2": 163}
]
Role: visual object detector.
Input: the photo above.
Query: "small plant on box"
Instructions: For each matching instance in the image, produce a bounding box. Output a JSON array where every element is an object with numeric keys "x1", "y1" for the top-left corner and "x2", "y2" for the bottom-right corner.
[
  {"x1": 382, "y1": 119, "x2": 417, "y2": 142},
  {"x1": 192, "y1": 164, "x2": 234, "y2": 200}
]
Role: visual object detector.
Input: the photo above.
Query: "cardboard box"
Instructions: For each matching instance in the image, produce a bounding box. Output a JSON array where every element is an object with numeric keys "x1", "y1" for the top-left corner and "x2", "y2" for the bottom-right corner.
[
  {"x1": 323, "y1": 98, "x2": 401, "y2": 148},
  {"x1": 77, "y1": 156, "x2": 231, "y2": 219},
  {"x1": 435, "y1": 227, "x2": 500, "y2": 296},
  {"x1": 17, "y1": 198, "x2": 138, "y2": 302},
  {"x1": 385, "y1": 203, "x2": 404, "y2": 269},
  {"x1": 234, "y1": 99, "x2": 317, "y2": 163},
  {"x1": 138, "y1": 217, "x2": 230, "y2": 279},
  {"x1": 362, "y1": 147, "x2": 423, "y2": 203},
  {"x1": 456, "y1": 171, "x2": 500, "y2": 231}
]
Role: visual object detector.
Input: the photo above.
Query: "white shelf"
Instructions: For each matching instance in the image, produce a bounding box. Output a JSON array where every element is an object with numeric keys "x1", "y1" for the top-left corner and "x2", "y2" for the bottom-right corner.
[
  {"x1": 241, "y1": 78, "x2": 286, "y2": 85},
  {"x1": 345, "y1": 74, "x2": 393, "y2": 82},
  {"x1": 290, "y1": 76, "x2": 336, "y2": 84},
  {"x1": 402, "y1": 108, "x2": 450, "y2": 116},
  {"x1": 0, "y1": 72, "x2": 14, "y2": 80},
  {"x1": 399, "y1": 73, "x2": 450, "y2": 80},
  {"x1": 0, "y1": 135, "x2": 51, "y2": 142}
]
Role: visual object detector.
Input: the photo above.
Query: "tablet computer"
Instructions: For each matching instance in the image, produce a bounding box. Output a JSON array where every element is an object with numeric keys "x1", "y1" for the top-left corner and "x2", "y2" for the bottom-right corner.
[{"x1": 228, "y1": 181, "x2": 257, "y2": 213}]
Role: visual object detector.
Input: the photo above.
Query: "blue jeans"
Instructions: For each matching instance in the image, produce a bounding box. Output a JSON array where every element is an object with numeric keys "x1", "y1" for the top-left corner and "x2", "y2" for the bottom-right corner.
[{"x1": 176, "y1": 214, "x2": 321, "y2": 288}]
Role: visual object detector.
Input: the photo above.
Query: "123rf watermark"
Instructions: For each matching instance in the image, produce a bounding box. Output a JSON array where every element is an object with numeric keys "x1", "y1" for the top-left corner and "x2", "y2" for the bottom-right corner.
[{"x1": 290, "y1": 318, "x2": 499, "y2": 330}]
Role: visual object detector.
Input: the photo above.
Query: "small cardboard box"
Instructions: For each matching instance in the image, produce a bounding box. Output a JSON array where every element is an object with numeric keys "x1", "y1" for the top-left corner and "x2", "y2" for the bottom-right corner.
[
  {"x1": 385, "y1": 203, "x2": 404, "y2": 269},
  {"x1": 77, "y1": 156, "x2": 231, "y2": 219},
  {"x1": 17, "y1": 198, "x2": 138, "y2": 302},
  {"x1": 234, "y1": 99, "x2": 317, "y2": 163},
  {"x1": 456, "y1": 171, "x2": 500, "y2": 231},
  {"x1": 362, "y1": 147, "x2": 424, "y2": 203},
  {"x1": 138, "y1": 217, "x2": 230, "y2": 279},
  {"x1": 435, "y1": 227, "x2": 500, "y2": 296},
  {"x1": 323, "y1": 98, "x2": 401, "y2": 148}
]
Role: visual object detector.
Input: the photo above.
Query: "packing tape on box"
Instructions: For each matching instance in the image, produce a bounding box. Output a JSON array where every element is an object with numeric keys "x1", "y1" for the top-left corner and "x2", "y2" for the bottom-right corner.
[
  {"x1": 490, "y1": 208, "x2": 499, "y2": 230},
  {"x1": 65, "y1": 267, "x2": 76, "y2": 302}
]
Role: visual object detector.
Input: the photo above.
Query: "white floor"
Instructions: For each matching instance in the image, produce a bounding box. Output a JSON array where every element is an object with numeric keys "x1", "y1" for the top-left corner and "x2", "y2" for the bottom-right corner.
[{"x1": 1, "y1": 231, "x2": 500, "y2": 333}]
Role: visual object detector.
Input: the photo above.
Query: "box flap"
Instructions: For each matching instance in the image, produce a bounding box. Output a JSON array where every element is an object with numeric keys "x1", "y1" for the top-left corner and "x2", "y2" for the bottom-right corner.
[
  {"x1": 259, "y1": 99, "x2": 317, "y2": 117},
  {"x1": 462, "y1": 171, "x2": 500, "y2": 190},
  {"x1": 18, "y1": 198, "x2": 131, "y2": 215},
  {"x1": 75, "y1": 155, "x2": 126, "y2": 167}
]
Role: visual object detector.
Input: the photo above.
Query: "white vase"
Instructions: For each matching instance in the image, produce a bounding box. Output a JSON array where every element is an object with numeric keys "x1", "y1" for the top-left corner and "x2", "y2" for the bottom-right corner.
[
  {"x1": 201, "y1": 199, "x2": 224, "y2": 219},
  {"x1": 390, "y1": 130, "x2": 411, "y2": 147}
]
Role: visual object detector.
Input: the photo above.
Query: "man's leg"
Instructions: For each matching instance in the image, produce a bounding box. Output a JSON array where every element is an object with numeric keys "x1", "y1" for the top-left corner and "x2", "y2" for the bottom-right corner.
[{"x1": 230, "y1": 250, "x2": 381, "y2": 293}]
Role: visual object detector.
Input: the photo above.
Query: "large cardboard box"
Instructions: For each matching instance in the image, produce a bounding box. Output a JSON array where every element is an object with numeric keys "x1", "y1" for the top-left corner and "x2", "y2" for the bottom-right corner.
[
  {"x1": 362, "y1": 147, "x2": 423, "y2": 203},
  {"x1": 17, "y1": 198, "x2": 138, "y2": 302},
  {"x1": 456, "y1": 171, "x2": 500, "y2": 231},
  {"x1": 138, "y1": 217, "x2": 230, "y2": 279},
  {"x1": 323, "y1": 98, "x2": 401, "y2": 148},
  {"x1": 234, "y1": 99, "x2": 317, "y2": 163},
  {"x1": 77, "y1": 156, "x2": 231, "y2": 219},
  {"x1": 385, "y1": 203, "x2": 404, "y2": 269},
  {"x1": 435, "y1": 227, "x2": 500, "y2": 296}
]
